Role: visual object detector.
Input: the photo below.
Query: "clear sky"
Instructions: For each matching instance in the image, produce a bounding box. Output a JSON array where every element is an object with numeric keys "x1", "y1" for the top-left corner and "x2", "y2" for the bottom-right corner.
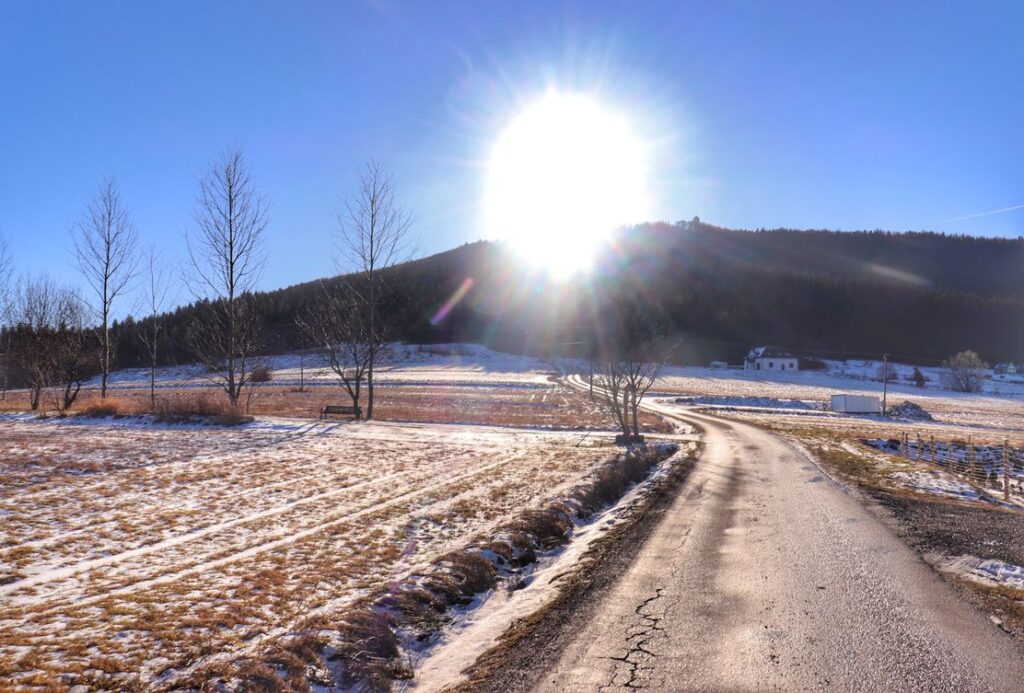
[{"x1": 1, "y1": 1, "x2": 1022, "y2": 296}]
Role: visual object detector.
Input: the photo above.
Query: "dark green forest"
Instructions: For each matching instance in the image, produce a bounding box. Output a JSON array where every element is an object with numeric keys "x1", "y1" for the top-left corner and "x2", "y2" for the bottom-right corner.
[{"x1": 107, "y1": 221, "x2": 1024, "y2": 369}]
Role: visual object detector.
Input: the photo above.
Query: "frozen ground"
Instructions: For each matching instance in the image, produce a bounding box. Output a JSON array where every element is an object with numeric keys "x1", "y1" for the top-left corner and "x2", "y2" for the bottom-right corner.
[
  {"x1": 656, "y1": 364, "x2": 1024, "y2": 435},
  {"x1": 0, "y1": 415, "x2": 617, "y2": 688}
]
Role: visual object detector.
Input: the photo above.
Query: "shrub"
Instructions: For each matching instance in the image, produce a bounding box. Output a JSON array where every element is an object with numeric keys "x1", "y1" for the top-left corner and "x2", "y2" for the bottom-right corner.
[
  {"x1": 250, "y1": 365, "x2": 273, "y2": 383},
  {"x1": 942, "y1": 350, "x2": 988, "y2": 393}
]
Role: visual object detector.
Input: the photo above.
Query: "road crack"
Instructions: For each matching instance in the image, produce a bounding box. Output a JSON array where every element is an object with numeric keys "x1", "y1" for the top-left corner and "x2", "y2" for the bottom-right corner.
[{"x1": 601, "y1": 587, "x2": 666, "y2": 690}]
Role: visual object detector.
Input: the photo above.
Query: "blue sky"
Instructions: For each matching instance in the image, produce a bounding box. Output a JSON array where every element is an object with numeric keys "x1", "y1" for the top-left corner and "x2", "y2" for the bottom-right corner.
[{"x1": 1, "y1": 1, "x2": 1022, "y2": 295}]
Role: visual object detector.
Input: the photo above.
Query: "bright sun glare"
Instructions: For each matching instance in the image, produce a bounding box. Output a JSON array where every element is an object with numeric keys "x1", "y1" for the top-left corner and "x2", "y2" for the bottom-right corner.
[{"x1": 485, "y1": 92, "x2": 650, "y2": 276}]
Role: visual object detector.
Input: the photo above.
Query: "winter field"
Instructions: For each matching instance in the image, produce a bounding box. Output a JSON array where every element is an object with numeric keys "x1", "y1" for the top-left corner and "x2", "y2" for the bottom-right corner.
[
  {"x1": 0, "y1": 416, "x2": 626, "y2": 688},
  {"x1": 4, "y1": 343, "x2": 1024, "y2": 686}
]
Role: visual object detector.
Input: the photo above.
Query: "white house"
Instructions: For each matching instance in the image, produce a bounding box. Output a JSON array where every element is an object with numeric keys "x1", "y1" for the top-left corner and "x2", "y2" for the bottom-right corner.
[
  {"x1": 744, "y1": 346, "x2": 799, "y2": 372},
  {"x1": 994, "y1": 362, "x2": 1018, "y2": 376}
]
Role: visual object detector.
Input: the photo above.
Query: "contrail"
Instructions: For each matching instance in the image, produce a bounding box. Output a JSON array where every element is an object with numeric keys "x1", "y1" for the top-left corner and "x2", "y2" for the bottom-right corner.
[{"x1": 935, "y1": 204, "x2": 1024, "y2": 225}]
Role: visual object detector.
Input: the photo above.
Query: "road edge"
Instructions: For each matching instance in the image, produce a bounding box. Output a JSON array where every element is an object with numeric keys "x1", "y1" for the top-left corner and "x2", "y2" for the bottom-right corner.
[{"x1": 449, "y1": 432, "x2": 704, "y2": 693}]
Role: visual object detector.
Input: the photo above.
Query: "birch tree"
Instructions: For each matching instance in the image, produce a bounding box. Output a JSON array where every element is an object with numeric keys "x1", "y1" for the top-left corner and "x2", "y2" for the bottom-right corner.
[
  {"x1": 137, "y1": 247, "x2": 175, "y2": 407},
  {"x1": 337, "y1": 160, "x2": 411, "y2": 420},
  {"x1": 186, "y1": 147, "x2": 268, "y2": 408},
  {"x1": 73, "y1": 178, "x2": 139, "y2": 397}
]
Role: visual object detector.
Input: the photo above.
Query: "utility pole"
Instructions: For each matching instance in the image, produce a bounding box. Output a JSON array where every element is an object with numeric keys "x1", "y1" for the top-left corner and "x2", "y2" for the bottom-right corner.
[{"x1": 881, "y1": 353, "x2": 889, "y2": 414}]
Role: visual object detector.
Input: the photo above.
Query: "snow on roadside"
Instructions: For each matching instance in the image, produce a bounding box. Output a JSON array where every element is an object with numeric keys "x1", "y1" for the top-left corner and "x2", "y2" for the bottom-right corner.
[
  {"x1": 936, "y1": 555, "x2": 1024, "y2": 591},
  {"x1": 400, "y1": 443, "x2": 688, "y2": 692},
  {"x1": 889, "y1": 471, "x2": 984, "y2": 502}
]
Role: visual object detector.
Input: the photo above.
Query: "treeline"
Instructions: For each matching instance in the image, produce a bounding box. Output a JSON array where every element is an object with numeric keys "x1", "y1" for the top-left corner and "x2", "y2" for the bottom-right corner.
[{"x1": 105, "y1": 221, "x2": 1024, "y2": 369}]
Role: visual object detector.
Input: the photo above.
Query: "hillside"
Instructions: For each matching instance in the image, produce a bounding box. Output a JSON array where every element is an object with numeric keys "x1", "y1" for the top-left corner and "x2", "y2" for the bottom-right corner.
[{"x1": 111, "y1": 222, "x2": 1024, "y2": 368}]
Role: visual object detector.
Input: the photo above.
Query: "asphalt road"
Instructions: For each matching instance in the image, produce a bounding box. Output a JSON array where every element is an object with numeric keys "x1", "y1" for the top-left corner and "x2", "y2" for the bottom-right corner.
[{"x1": 534, "y1": 407, "x2": 1024, "y2": 691}]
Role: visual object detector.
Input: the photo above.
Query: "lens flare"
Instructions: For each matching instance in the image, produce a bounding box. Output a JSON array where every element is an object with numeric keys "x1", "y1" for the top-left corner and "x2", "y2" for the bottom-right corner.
[{"x1": 430, "y1": 277, "x2": 475, "y2": 325}]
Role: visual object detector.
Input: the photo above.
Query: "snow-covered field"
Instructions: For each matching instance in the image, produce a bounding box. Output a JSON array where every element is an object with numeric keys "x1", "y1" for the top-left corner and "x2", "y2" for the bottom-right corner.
[
  {"x1": 0, "y1": 415, "x2": 618, "y2": 688},
  {"x1": 94, "y1": 343, "x2": 558, "y2": 390},
  {"x1": 656, "y1": 364, "x2": 1024, "y2": 435}
]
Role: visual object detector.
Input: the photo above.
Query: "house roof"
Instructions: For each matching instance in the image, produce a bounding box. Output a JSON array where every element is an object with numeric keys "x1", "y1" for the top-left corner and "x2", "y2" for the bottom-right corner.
[{"x1": 747, "y1": 345, "x2": 796, "y2": 359}]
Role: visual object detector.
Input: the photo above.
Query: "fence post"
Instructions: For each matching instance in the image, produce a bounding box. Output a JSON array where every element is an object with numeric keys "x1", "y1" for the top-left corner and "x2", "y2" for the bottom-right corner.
[
  {"x1": 930, "y1": 435, "x2": 936, "y2": 464},
  {"x1": 968, "y1": 436, "x2": 974, "y2": 481},
  {"x1": 1004, "y1": 440, "x2": 1011, "y2": 502}
]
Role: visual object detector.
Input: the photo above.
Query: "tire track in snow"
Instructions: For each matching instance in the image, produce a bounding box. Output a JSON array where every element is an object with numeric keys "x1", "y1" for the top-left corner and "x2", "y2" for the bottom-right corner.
[
  {"x1": 6, "y1": 450, "x2": 532, "y2": 610},
  {"x1": 2, "y1": 452, "x2": 475, "y2": 598}
]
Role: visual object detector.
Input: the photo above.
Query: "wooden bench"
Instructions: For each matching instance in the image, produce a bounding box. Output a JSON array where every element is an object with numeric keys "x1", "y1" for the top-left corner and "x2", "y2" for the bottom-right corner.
[{"x1": 320, "y1": 404, "x2": 361, "y2": 420}]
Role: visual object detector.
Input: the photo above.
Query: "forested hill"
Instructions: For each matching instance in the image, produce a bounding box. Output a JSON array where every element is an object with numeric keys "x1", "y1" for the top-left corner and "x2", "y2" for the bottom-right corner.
[
  {"x1": 657, "y1": 221, "x2": 1024, "y2": 299},
  {"x1": 112, "y1": 222, "x2": 1024, "y2": 368}
]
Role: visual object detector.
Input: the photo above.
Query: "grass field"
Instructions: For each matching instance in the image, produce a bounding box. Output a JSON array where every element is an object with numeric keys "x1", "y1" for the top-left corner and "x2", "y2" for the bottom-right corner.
[{"x1": 0, "y1": 416, "x2": 621, "y2": 689}]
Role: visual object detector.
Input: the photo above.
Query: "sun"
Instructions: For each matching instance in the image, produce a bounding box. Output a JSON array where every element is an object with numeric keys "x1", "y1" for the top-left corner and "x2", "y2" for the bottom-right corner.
[{"x1": 484, "y1": 92, "x2": 650, "y2": 276}]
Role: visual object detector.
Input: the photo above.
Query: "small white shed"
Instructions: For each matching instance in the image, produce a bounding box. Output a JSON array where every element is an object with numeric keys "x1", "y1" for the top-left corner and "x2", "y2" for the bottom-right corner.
[{"x1": 831, "y1": 394, "x2": 881, "y2": 414}]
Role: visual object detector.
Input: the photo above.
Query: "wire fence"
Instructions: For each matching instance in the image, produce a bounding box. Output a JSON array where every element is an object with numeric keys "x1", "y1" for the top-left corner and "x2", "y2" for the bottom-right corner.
[{"x1": 870, "y1": 435, "x2": 1024, "y2": 500}]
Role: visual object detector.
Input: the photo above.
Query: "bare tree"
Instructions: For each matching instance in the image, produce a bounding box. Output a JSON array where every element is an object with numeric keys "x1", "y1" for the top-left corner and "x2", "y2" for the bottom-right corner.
[
  {"x1": 592, "y1": 340, "x2": 672, "y2": 442},
  {"x1": 592, "y1": 357, "x2": 631, "y2": 439},
  {"x1": 73, "y1": 178, "x2": 139, "y2": 398},
  {"x1": 297, "y1": 284, "x2": 371, "y2": 417},
  {"x1": 186, "y1": 147, "x2": 269, "y2": 408},
  {"x1": 942, "y1": 350, "x2": 988, "y2": 393},
  {"x1": 337, "y1": 160, "x2": 412, "y2": 420},
  {"x1": 137, "y1": 247, "x2": 175, "y2": 407},
  {"x1": 50, "y1": 292, "x2": 91, "y2": 415},
  {"x1": 7, "y1": 276, "x2": 89, "y2": 412}
]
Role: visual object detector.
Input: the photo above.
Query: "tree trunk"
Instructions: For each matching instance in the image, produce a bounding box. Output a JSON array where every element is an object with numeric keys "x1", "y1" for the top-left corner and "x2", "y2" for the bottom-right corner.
[
  {"x1": 63, "y1": 381, "x2": 81, "y2": 412},
  {"x1": 101, "y1": 320, "x2": 109, "y2": 398},
  {"x1": 367, "y1": 279, "x2": 376, "y2": 420}
]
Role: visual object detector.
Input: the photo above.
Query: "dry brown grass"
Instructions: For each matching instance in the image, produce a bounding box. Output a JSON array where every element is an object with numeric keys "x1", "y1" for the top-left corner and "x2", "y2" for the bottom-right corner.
[
  {"x1": 153, "y1": 392, "x2": 252, "y2": 425},
  {"x1": 6, "y1": 382, "x2": 671, "y2": 431},
  {"x1": 75, "y1": 396, "x2": 147, "y2": 418},
  {"x1": 226, "y1": 443, "x2": 679, "y2": 692}
]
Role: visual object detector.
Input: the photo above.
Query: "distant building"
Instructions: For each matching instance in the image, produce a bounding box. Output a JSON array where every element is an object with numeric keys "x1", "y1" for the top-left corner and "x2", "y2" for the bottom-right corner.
[
  {"x1": 744, "y1": 346, "x2": 799, "y2": 372},
  {"x1": 994, "y1": 362, "x2": 1018, "y2": 375},
  {"x1": 709, "y1": 360, "x2": 729, "y2": 369}
]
